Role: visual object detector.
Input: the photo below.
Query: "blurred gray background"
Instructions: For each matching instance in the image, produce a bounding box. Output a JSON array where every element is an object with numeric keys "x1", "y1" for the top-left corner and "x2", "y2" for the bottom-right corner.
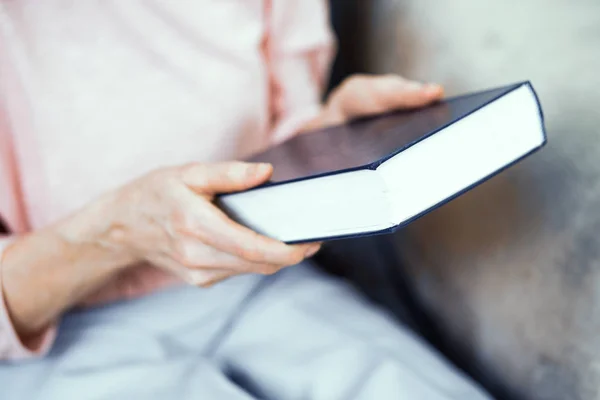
[{"x1": 323, "y1": 1, "x2": 600, "y2": 399}]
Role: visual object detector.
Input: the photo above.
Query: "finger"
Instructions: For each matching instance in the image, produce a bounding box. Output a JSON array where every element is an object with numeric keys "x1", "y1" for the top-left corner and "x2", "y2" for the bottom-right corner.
[
  {"x1": 188, "y1": 269, "x2": 236, "y2": 288},
  {"x1": 148, "y1": 252, "x2": 234, "y2": 286},
  {"x1": 182, "y1": 193, "x2": 320, "y2": 265},
  {"x1": 202, "y1": 207, "x2": 319, "y2": 265},
  {"x1": 369, "y1": 75, "x2": 444, "y2": 109},
  {"x1": 181, "y1": 162, "x2": 273, "y2": 194},
  {"x1": 170, "y1": 237, "x2": 285, "y2": 274},
  {"x1": 340, "y1": 75, "x2": 442, "y2": 116},
  {"x1": 333, "y1": 75, "x2": 444, "y2": 122}
]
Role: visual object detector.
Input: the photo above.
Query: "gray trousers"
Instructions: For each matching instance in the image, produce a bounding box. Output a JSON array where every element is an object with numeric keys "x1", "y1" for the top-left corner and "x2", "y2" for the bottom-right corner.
[{"x1": 0, "y1": 262, "x2": 491, "y2": 399}]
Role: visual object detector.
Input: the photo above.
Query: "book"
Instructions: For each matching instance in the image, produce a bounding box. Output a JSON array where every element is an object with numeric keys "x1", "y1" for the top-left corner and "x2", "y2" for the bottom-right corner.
[{"x1": 217, "y1": 81, "x2": 547, "y2": 244}]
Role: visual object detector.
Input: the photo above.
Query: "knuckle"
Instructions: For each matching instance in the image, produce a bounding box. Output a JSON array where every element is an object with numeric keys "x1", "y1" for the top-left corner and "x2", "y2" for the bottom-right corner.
[
  {"x1": 170, "y1": 209, "x2": 189, "y2": 230},
  {"x1": 288, "y1": 249, "x2": 306, "y2": 265},
  {"x1": 180, "y1": 162, "x2": 205, "y2": 177},
  {"x1": 147, "y1": 168, "x2": 172, "y2": 186},
  {"x1": 173, "y1": 241, "x2": 198, "y2": 268},
  {"x1": 238, "y1": 245, "x2": 264, "y2": 263},
  {"x1": 195, "y1": 272, "x2": 232, "y2": 288},
  {"x1": 188, "y1": 270, "x2": 213, "y2": 287},
  {"x1": 180, "y1": 161, "x2": 199, "y2": 172},
  {"x1": 197, "y1": 278, "x2": 216, "y2": 288},
  {"x1": 256, "y1": 264, "x2": 280, "y2": 275},
  {"x1": 179, "y1": 162, "x2": 211, "y2": 187},
  {"x1": 344, "y1": 74, "x2": 368, "y2": 90},
  {"x1": 382, "y1": 73, "x2": 402, "y2": 82},
  {"x1": 171, "y1": 210, "x2": 206, "y2": 239},
  {"x1": 182, "y1": 215, "x2": 200, "y2": 235}
]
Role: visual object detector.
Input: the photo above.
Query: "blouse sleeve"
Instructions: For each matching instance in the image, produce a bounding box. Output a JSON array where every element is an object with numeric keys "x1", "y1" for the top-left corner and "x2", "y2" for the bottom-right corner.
[
  {"x1": 0, "y1": 238, "x2": 58, "y2": 361},
  {"x1": 265, "y1": 0, "x2": 337, "y2": 144},
  {"x1": 0, "y1": 112, "x2": 57, "y2": 361}
]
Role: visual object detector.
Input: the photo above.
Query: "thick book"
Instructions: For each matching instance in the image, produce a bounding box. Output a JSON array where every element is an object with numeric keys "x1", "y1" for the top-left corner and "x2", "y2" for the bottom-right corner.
[{"x1": 217, "y1": 81, "x2": 547, "y2": 244}]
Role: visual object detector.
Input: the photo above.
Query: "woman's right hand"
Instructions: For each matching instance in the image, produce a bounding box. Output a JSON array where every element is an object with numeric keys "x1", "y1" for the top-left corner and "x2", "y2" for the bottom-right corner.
[
  {"x1": 2, "y1": 161, "x2": 320, "y2": 341},
  {"x1": 78, "y1": 161, "x2": 321, "y2": 287}
]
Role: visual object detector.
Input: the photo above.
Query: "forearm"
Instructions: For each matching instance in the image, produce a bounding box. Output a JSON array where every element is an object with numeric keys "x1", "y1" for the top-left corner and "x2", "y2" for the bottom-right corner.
[
  {"x1": 0, "y1": 160, "x2": 317, "y2": 349},
  {"x1": 0, "y1": 195, "x2": 134, "y2": 338}
]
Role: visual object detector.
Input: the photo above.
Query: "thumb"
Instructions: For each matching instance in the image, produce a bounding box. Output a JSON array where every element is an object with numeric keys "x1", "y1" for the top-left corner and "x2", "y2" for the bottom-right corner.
[{"x1": 181, "y1": 162, "x2": 273, "y2": 194}]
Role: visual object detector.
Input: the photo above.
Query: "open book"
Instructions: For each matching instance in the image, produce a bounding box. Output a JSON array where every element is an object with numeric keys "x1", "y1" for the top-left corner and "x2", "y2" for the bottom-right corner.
[{"x1": 217, "y1": 81, "x2": 547, "y2": 243}]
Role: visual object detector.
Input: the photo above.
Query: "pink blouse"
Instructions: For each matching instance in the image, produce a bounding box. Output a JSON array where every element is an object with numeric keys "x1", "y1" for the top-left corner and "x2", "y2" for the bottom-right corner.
[{"x1": 0, "y1": 1, "x2": 335, "y2": 360}]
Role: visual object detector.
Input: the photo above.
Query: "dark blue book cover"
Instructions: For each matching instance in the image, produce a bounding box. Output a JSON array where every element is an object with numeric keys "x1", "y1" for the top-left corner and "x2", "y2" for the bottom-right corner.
[{"x1": 247, "y1": 81, "x2": 546, "y2": 185}]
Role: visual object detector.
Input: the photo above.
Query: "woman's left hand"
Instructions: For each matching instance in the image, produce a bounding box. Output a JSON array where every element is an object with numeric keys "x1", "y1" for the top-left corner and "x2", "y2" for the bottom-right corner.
[{"x1": 301, "y1": 74, "x2": 444, "y2": 133}]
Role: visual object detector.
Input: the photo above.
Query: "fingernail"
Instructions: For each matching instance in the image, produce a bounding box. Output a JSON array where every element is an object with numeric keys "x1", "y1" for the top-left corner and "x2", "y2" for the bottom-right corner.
[
  {"x1": 305, "y1": 244, "x2": 321, "y2": 258},
  {"x1": 423, "y1": 83, "x2": 443, "y2": 95},
  {"x1": 247, "y1": 163, "x2": 271, "y2": 178}
]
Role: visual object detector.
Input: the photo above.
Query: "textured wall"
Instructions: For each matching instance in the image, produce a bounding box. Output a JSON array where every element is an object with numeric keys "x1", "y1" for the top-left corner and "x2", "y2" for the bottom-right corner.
[{"x1": 363, "y1": 1, "x2": 600, "y2": 399}]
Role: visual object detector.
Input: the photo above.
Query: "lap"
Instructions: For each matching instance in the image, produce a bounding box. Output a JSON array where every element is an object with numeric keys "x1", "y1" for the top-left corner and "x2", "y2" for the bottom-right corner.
[
  {"x1": 0, "y1": 262, "x2": 491, "y2": 400},
  {"x1": 0, "y1": 273, "x2": 264, "y2": 400},
  {"x1": 214, "y1": 264, "x2": 492, "y2": 400}
]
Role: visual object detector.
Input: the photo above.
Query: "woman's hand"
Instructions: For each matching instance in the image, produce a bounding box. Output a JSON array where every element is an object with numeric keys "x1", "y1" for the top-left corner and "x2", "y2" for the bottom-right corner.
[
  {"x1": 66, "y1": 161, "x2": 320, "y2": 287},
  {"x1": 302, "y1": 74, "x2": 444, "y2": 132},
  {"x1": 2, "y1": 161, "x2": 318, "y2": 338}
]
